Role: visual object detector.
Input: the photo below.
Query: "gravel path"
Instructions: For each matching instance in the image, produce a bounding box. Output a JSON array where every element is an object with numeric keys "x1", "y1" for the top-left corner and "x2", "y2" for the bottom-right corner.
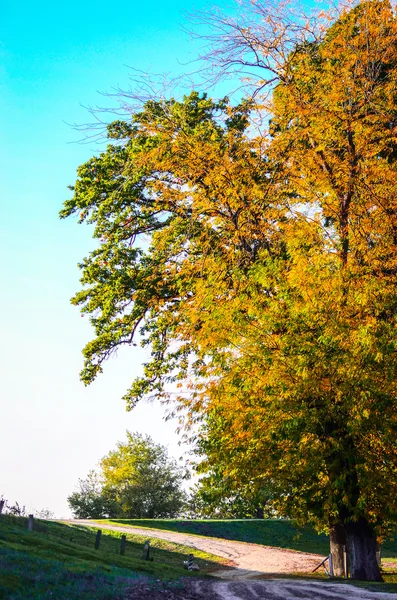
[
  {"x1": 69, "y1": 520, "x2": 397, "y2": 599},
  {"x1": 70, "y1": 519, "x2": 325, "y2": 577},
  {"x1": 123, "y1": 578, "x2": 397, "y2": 600},
  {"x1": 194, "y1": 579, "x2": 397, "y2": 599}
]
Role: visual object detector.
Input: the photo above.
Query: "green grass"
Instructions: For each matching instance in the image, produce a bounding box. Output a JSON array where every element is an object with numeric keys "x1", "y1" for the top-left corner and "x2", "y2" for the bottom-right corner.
[
  {"x1": 3, "y1": 516, "x2": 397, "y2": 597},
  {"x1": 0, "y1": 515, "x2": 227, "y2": 599},
  {"x1": 102, "y1": 518, "x2": 397, "y2": 558},
  {"x1": 348, "y1": 576, "x2": 397, "y2": 595}
]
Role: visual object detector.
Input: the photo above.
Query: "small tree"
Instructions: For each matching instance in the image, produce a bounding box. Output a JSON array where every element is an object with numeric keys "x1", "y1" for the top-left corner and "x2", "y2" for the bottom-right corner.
[
  {"x1": 68, "y1": 432, "x2": 187, "y2": 519},
  {"x1": 68, "y1": 470, "x2": 116, "y2": 519}
]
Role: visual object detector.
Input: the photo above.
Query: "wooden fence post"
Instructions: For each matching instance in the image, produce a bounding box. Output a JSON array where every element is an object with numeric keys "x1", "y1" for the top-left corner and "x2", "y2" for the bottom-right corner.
[
  {"x1": 120, "y1": 535, "x2": 126, "y2": 556},
  {"x1": 329, "y1": 553, "x2": 334, "y2": 578},
  {"x1": 95, "y1": 529, "x2": 102, "y2": 550},
  {"x1": 28, "y1": 514, "x2": 34, "y2": 531},
  {"x1": 141, "y1": 540, "x2": 150, "y2": 561},
  {"x1": 0, "y1": 500, "x2": 5, "y2": 515}
]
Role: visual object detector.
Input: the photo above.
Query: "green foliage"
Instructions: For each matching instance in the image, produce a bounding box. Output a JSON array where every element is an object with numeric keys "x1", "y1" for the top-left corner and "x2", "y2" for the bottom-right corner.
[
  {"x1": 189, "y1": 475, "x2": 275, "y2": 519},
  {"x1": 60, "y1": 91, "x2": 268, "y2": 404},
  {"x1": 68, "y1": 432, "x2": 187, "y2": 519},
  {"x1": 68, "y1": 470, "x2": 117, "y2": 519}
]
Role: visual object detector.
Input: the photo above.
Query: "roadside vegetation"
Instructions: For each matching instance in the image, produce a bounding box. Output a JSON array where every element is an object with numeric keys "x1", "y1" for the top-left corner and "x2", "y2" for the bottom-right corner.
[{"x1": 0, "y1": 515, "x2": 227, "y2": 599}]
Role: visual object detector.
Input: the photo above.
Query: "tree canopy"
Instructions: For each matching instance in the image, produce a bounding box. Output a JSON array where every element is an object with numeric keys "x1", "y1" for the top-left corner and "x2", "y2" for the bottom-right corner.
[
  {"x1": 68, "y1": 432, "x2": 186, "y2": 519},
  {"x1": 62, "y1": 0, "x2": 397, "y2": 580}
]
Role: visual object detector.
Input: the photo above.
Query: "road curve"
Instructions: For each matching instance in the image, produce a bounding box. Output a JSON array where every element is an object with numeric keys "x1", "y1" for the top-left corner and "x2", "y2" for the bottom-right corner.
[
  {"x1": 65, "y1": 521, "x2": 397, "y2": 599},
  {"x1": 67, "y1": 519, "x2": 325, "y2": 578}
]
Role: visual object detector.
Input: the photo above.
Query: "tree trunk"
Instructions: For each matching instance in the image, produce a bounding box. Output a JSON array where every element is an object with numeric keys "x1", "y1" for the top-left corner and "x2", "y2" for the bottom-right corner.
[
  {"x1": 345, "y1": 518, "x2": 382, "y2": 581},
  {"x1": 329, "y1": 523, "x2": 346, "y2": 577}
]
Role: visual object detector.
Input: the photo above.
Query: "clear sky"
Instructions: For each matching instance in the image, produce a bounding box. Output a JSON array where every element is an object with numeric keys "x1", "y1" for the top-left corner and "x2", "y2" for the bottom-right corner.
[{"x1": 0, "y1": 0, "x2": 234, "y2": 517}]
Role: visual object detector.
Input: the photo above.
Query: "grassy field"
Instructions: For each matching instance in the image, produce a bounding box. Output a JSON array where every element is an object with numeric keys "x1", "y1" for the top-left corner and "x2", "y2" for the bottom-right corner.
[
  {"x1": 3, "y1": 516, "x2": 397, "y2": 598},
  {"x1": 103, "y1": 518, "x2": 397, "y2": 558},
  {"x1": 0, "y1": 514, "x2": 227, "y2": 599}
]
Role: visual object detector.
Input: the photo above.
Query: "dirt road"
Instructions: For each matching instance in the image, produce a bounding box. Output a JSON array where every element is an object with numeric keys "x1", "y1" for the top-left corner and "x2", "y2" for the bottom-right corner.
[
  {"x1": 193, "y1": 579, "x2": 397, "y2": 599},
  {"x1": 71, "y1": 519, "x2": 324, "y2": 577},
  {"x1": 70, "y1": 520, "x2": 397, "y2": 599},
  {"x1": 123, "y1": 578, "x2": 397, "y2": 600}
]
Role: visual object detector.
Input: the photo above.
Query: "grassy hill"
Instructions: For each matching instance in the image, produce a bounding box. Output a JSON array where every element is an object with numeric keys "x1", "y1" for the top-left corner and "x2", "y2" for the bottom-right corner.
[
  {"x1": 0, "y1": 514, "x2": 226, "y2": 599},
  {"x1": 3, "y1": 515, "x2": 397, "y2": 598},
  {"x1": 102, "y1": 518, "x2": 397, "y2": 558}
]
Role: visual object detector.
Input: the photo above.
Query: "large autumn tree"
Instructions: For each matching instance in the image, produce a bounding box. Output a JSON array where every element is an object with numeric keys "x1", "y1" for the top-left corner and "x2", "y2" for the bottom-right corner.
[
  {"x1": 191, "y1": 0, "x2": 397, "y2": 580},
  {"x1": 62, "y1": 1, "x2": 397, "y2": 580}
]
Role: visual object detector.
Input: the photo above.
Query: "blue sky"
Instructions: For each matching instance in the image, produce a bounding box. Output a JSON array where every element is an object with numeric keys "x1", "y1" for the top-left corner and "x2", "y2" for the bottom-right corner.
[{"x1": 1, "y1": 0, "x2": 235, "y2": 516}]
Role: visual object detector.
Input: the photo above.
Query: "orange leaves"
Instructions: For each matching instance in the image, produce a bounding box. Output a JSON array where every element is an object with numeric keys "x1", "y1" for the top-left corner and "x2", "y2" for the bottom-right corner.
[{"x1": 64, "y1": 7, "x2": 397, "y2": 533}]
